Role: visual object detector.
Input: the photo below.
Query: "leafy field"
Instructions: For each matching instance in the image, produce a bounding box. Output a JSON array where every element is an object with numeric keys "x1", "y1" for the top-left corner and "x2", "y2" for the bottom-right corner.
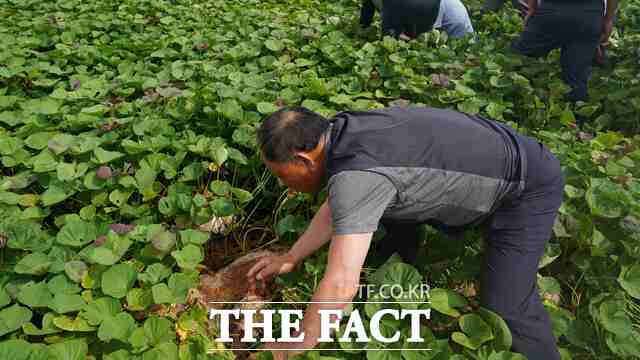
[{"x1": 1, "y1": 0, "x2": 640, "y2": 359}]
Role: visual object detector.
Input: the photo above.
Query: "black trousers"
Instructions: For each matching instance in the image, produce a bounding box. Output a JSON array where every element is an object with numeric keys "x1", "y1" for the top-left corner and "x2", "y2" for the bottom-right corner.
[
  {"x1": 511, "y1": 1, "x2": 603, "y2": 102},
  {"x1": 379, "y1": 135, "x2": 564, "y2": 360}
]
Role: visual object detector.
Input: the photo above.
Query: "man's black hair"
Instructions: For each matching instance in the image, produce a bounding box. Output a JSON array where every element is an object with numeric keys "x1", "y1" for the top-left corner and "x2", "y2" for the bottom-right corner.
[{"x1": 257, "y1": 107, "x2": 330, "y2": 163}]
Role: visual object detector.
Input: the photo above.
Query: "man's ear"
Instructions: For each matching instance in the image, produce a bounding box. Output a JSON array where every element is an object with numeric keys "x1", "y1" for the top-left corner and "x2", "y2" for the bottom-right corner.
[{"x1": 294, "y1": 152, "x2": 314, "y2": 168}]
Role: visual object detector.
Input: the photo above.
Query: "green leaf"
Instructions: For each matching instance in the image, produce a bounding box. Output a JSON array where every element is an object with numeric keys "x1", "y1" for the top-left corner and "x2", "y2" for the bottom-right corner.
[
  {"x1": 179, "y1": 229, "x2": 210, "y2": 246},
  {"x1": 477, "y1": 307, "x2": 512, "y2": 351},
  {"x1": 539, "y1": 243, "x2": 561, "y2": 269},
  {"x1": 14, "y1": 252, "x2": 51, "y2": 275},
  {"x1": 228, "y1": 147, "x2": 248, "y2": 165},
  {"x1": 41, "y1": 185, "x2": 71, "y2": 206},
  {"x1": 152, "y1": 283, "x2": 174, "y2": 304},
  {"x1": 86, "y1": 247, "x2": 120, "y2": 265},
  {"x1": 139, "y1": 263, "x2": 173, "y2": 285},
  {"x1": 0, "y1": 287, "x2": 10, "y2": 309},
  {"x1": 0, "y1": 111, "x2": 22, "y2": 126},
  {"x1": 21, "y1": 97, "x2": 61, "y2": 115},
  {"x1": 22, "y1": 312, "x2": 61, "y2": 335},
  {"x1": 98, "y1": 312, "x2": 136, "y2": 342},
  {"x1": 136, "y1": 163, "x2": 158, "y2": 200},
  {"x1": 81, "y1": 104, "x2": 109, "y2": 115},
  {"x1": 52, "y1": 314, "x2": 96, "y2": 331},
  {"x1": 25, "y1": 132, "x2": 54, "y2": 150},
  {"x1": 429, "y1": 288, "x2": 468, "y2": 317},
  {"x1": 605, "y1": 330, "x2": 640, "y2": 358},
  {"x1": 171, "y1": 245, "x2": 204, "y2": 270},
  {"x1": 142, "y1": 342, "x2": 179, "y2": 360},
  {"x1": 17, "y1": 281, "x2": 53, "y2": 308},
  {"x1": 275, "y1": 214, "x2": 306, "y2": 236},
  {"x1": 104, "y1": 350, "x2": 133, "y2": 360},
  {"x1": 144, "y1": 316, "x2": 176, "y2": 346},
  {"x1": 80, "y1": 297, "x2": 122, "y2": 326},
  {"x1": 0, "y1": 304, "x2": 32, "y2": 337},
  {"x1": 127, "y1": 288, "x2": 154, "y2": 311},
  {"x1": 49, "y1": 293, "x2": 87, "y2": 314},
  {"x1": 0, "y1": 340, "x2": 46, "y2": 360},
  {"x1": 168, "y1": 272, "x2": 198, "y2": 304},
  {"x1": 210, "y1": 197, "x2": 235, "y2": 217},
  {"x1": 367, "y1": 348, "x2": 403, "y2": 360},
  {"x1": 257, "y1": 101, "x2": 279, "y2": 114},
  {"x1": 57, "y1": 162, "x2": 79, "y2": 182},
  {"x1": 619, "y1": 264, "x2": 640, "y2": 299},
  {"x1": 47, "y1": 274, "x2": 81, "y2": 295},
  {"x1": 48, "y1": 339, "x2": 88, "y2": 360},
  {"x1": 150, "y1": 230, "x2": 177, "y2": 255},
  {"x1": 25, "y1": 148, "x2": 50, "y2": 171},
  {"x1": 110, "y1": 189, "x2": 132, "y2": 206},
  {"x1": 3, "y1": 222, "x2": 51, "y2": 252},
  {"x1": 232, "y1": 188, "x2": 253, "y2": 204},
  {"x1": 210, "y1": 180, "x2": 231, "y2": 196},
  {"x1": 0, "y1": 136, "x2": 22, "y2": 156},
  {"x1": 102, "y1": 263, "x2": 137, "y2": 298},
  {"x1": 369, "y1": 262, "x2": 423, "y2": 288},
  {"x1": 64, "y1": 260, "x2": 88, "y2": 283},
  {"x1": 81, "y1": 264, "x2": 107, "y2": 289},
  {"x1": 488, "y1": 351, "x2": 528, "y2": 360},
  {"x1": 599, "y1": 299, "x2": 633, "y2": 336},
  {"x1": 586, "y1": 179, "x2": 627, "y2": 218},
  {"x1": 217, "y1": 99, "x2": 243, "y2": 122},
  {"x1": 47, "y1": 134, "x2": 76, "y2": 155},
  {"x1": 265, "y1": 39, "x2": 284, "y2": 52},
  {"x1": 56, "y1": 216, "x2": 97, "y2": 247},
  {"x1": 451, "y1": 314, "x2": 494, "y2": 350},
  {"x1": 94, "y1": 147, "x2": 125, "y2": 164},
  {"x1": 212, "y1": 146, "x2": 228, "y2": 167},
  {"x1": 1, "y1": 171, "x2": 36, "y2": 191},
  {"x1": 130, "y1": 326, "x2": 150, "y2": 350}
]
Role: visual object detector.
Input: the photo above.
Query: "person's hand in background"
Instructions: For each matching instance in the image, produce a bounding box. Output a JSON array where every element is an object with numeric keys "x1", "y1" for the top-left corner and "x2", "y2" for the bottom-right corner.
[{"x1": 601, "y1": 17, "x2": 614, "y2": 45}]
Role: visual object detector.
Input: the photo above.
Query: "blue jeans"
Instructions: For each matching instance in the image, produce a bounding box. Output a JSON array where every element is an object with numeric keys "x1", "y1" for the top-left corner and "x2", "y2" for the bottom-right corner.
[{"x1": 433, "y1": 0, "x2": 474, "y2": 39}]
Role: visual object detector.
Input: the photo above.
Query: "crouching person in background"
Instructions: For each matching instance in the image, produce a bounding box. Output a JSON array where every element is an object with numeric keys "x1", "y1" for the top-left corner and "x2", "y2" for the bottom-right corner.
[{"x1": 360, "y1": 0, "x2": 474, "y2": 39}]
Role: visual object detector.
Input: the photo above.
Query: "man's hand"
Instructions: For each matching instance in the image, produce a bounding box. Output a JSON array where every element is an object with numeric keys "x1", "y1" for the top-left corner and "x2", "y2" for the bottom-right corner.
[
  {"x1": 248, "y1": 253, "x2": 298, "y2": 283},
  {"x1": 601, "y1": 17, "x2": 615, "y2": 45},
  {"x1": 525, "y1": 0, "x2": 537, "y2": 25}
]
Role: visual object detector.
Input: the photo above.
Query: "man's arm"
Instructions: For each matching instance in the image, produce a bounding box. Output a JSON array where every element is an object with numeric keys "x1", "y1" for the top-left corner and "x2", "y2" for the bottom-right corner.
[
  {"x1": 287, "y1": 199, "x2": 333, "y2": 263},
  {"x1": 300, "y1": 233, "x2": 372, "y2": 347},
  {"x1": 267, "y1": 232, "x2": 373, "y2": 355},
  {"x1": 360, "y1": 0, "x2": 376, "y2": 28}
]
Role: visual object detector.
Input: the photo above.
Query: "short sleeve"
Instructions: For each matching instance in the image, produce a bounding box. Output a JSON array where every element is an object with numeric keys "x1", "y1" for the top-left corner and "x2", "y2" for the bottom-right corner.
[{"x1": 328, "y1": 171, "x2": 397, "y2": 235}]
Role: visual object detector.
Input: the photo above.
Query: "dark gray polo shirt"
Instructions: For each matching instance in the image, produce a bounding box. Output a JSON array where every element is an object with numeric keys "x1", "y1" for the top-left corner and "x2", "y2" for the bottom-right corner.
[{"x1": 325, "y1": 107, "x2": 526, "y2": 236}]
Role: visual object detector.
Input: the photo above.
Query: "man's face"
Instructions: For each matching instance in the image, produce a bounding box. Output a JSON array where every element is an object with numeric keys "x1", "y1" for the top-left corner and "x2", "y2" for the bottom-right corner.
[{"x1": 263, "y1": 156, "x2": 325, "y2": 194}]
